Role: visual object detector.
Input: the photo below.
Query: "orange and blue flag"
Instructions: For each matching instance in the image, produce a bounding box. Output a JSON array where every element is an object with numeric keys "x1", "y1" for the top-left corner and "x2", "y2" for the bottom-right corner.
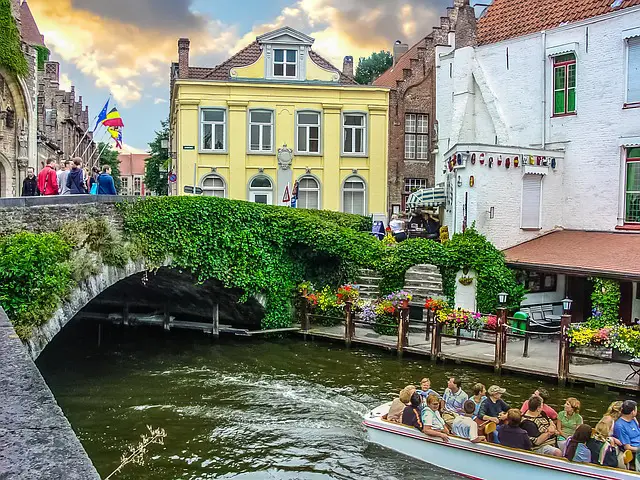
[{"x1": 103, "y1": 107, "x2": 124, "y2": 128}]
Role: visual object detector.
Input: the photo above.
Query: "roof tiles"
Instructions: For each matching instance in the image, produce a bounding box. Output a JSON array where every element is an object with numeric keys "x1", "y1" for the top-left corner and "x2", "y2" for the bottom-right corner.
[
  {"x1": 373, "y1": 40, "x2": 426, "y2": 88},
  {"x1": 19, "y1": 1, "x2": 45, "y2": 47}
]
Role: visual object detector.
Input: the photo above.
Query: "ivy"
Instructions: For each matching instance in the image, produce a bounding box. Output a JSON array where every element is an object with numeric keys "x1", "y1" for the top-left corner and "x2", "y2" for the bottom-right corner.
[
  {"x1": 586, "y1": 278, "x2": 621, "y2": 328},
  {"x1": 0, "y1": 0, "x2": 28, "y2": 77},
  {"x1": 34, "y1": 45, "x2": 49, "y2": 70}
]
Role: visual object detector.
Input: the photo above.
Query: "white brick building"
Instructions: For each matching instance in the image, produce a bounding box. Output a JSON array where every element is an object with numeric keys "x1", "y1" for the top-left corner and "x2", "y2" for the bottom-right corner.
[{"x1": 435, "y1": 0, "x2": 640, "y2": 321}]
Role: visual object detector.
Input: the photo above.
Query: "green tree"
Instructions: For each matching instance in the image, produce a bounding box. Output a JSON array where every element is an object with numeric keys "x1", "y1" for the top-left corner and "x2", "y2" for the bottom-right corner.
[
  {"x1": 97, "y1": 142, "x2": 122, "y2": 193},
  {"x1": 0, "y1": 0, "x2": 28, "y2": 77},
  {"x1": 145, "y1": 119, "x2": 169, "y2": 195},
  {"x1": 354, "y1": 51, "x2": 393, "y2": 85}
]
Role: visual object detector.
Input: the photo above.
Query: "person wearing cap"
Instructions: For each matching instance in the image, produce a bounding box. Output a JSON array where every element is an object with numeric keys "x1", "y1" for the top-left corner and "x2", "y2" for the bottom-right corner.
[
  {"x1": 478, "y1": 385, "x2": 510, "y2": 425},
  {"x1": 613, "y1": 399, "x2": 640, "y2": 470}
]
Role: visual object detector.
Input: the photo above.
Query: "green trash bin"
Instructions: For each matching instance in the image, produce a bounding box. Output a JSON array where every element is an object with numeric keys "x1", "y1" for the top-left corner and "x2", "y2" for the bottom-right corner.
[{"x1": 509, "y1": 311, "x2": 528, "y2": 335}]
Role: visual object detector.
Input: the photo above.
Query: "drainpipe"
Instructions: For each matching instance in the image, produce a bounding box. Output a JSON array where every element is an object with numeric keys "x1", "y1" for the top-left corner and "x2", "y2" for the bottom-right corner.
[{"x1": 541, "y1": 31, "x2": 547, "y2": 149}]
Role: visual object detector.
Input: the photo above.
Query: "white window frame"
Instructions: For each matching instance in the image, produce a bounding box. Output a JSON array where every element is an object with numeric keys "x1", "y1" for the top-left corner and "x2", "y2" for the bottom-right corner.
[
  {"x1": 295, "y1": 110, "x2": 321, "y2": 155},
  {"x1": 297, "y1": 175, "x2": 321, "y2": 210},
  {"x1": 273, "y1": 48, "x2": 297, "y2": 78},
  {"x1": 341, "y1": 112, "x2": 368, "y2": 157},
  {"x1": 248, "y1": 174, "x2": 274, "y2": 205},
  {"x1": 200, "y1": 173, "x2": 227, "y2": 198},
  {"x1": 121, "y1": 177, "x2": 130, "y2": 196},
  {"x1": 405, "y1": 113, "x2": 429, "y2": 160},
  {"x1": 626, "y1": 37, "x2": 640, "y2": 105},
  {"x1": 342, "y1": 175, "x2": 367, "y2": 215},
  {"x1": 520, "y1": 174, "x2": 543, "y2": 230},
  {"x1": 248, "y1": 109, "x2": 274, "y2": 154},
  {"x1": 200, "y1": 107, "x2": 227, "y2": 153},
  {"x1": 133, "y1": 176, "x2": 142, "y2": 196}
]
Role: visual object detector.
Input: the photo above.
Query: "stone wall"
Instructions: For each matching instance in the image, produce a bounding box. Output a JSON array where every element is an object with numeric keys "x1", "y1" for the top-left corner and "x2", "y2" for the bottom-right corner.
[{"x1": 0, "y1": 306, "x2": 100, "y2": 479}]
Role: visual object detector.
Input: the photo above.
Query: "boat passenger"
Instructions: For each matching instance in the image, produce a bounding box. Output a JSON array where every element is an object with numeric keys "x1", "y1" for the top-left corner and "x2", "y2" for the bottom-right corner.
[
  {"x1": 417, "y1": 377, "x2": 440, "y2": 404},
  {"x1": 498, "y1": 409, "x2": 532, "y2": 451},
  {"x1": 556, "y1": 397, "x2": 583, "y2": 444},
  {"x1": 605, "y1": 401, "x2": 623, "y2": 421},
  {"x1": 520, "y1": 388, "x2": 558, "y2": 421},
  {"x1": 587, "y1": 416, "x2": 626, "y2": 469},
  {"x1": 521, "y1": 395, "x2": 562, "y2": 457},
  {"x1": 478, "y1": 385, "x2": 510, "y2": 425},
  {"x1": 452, "y1": 400, "x2": 486, "y2": 444},
  {"x1": 613, "y1": 400, "x2": 640, "y2": 470},
  {"x1": 422, "y1": 394, "x2": 450, "y2": 442},
  {"x1": 442, "y1": 377, "x2": 468, "y2": 427},
  {"x1": 563, "y1": 424, "x2": 592, "y2": 463},
  {"x1": 388, "y1": 385, "x2": 416, "y2": 423},
  {"x1": 401, "y1": 392, "x2": 424, "y2": 432},
  {"x1": 471, "y1": 383, "x2": 486, "y2": 417}
]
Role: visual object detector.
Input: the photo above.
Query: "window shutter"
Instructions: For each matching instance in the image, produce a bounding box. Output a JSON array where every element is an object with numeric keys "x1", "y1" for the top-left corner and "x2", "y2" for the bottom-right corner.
[
  {"x1": 628, "y1": 38, "x2": 640, "y2": 103},
  {"x1": 521, "y1": 175, "x2": 542, "y2": 229}
]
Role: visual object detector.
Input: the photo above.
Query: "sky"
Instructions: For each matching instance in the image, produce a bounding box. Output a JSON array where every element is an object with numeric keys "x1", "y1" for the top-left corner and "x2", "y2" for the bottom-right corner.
[{"x1": 26, "y1": 0, "x2": 488, "y2": 153}]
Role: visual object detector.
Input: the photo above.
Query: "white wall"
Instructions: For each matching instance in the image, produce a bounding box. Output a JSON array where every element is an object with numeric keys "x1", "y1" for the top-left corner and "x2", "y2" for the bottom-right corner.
[{"x1": 521, "y1": 274, "x2": 567, "y2": 306}]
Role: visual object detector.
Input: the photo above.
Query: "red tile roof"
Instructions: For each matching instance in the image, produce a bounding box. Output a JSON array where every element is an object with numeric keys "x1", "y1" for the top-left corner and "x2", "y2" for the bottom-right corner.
[
  {"x1": 118, "y1": 153, "x2": 148, "y2": 176},
  {"x1": 477, "y1": 0, "x2": 640, "y2": 45},
  {"x1": 19, "y1": 1, "x2": 45, "y2": 47},
  {"x1": 373, "y1": 40, "x2": 426, "y2": 88},
  {"x1": 503, "y1": 230, "x2": 640, "y2": 279}
]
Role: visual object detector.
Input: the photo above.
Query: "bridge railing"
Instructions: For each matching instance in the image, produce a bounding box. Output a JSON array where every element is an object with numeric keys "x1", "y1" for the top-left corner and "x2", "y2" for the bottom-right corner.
[{"x1": 0, "y1": 194, "x2": 141, "y2": 208}]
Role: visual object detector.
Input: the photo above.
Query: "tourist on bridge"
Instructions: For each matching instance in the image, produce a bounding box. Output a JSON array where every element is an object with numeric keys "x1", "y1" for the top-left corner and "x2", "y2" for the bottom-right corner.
[
  {"x1": 613, "y1": 400, "x2": 640, "y2": 470},
  {"x1": 37, "y1": 158, "x2": 58, "y2": 196},
  {"x1": 66, "y1": 158, "x2": 87, "y2": 194},
  {"x1": 21, "y1": 167, "x2": 38, "y2": 196},
  {"x1": 97, "y1": 165, "x2": 117, "y2": 195},
  {"x1": 521, "y1": 395, "x2": 562, "y2": 456},
  {"x1": 57, "y1": 160, "x2": 72, "y2": 195}
]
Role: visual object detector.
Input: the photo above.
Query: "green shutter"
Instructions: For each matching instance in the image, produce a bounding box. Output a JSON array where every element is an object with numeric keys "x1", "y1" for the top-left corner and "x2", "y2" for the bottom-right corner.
[
  {"x1": 567, "y1": 88, "x2": 576, "y2": 112},
  {"x1": 554, "y1": 91, "x2": 566, "y2": 114},
  {"x1": 628, "y1": 148, "x2": 640, "y2": 159}
]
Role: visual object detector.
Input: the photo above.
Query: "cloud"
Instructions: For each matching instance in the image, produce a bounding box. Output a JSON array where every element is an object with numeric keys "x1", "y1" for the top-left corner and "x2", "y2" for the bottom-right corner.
[
  {"x1": 120, "y1": 143, "x2": 148, "y2": 154},
  {"x1": 58, "y1": 73, "x2": 72, "y2": 91},
  {"x1": 154, "y1": 98, "x2": 168, "y2": 105}
]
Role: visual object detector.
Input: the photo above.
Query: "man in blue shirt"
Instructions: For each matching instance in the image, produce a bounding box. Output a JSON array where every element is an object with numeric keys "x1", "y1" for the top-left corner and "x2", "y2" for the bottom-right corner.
[
  {"x1": 614, "y1": 400, "x2": 640, "y2": 470},
  {"x1": 97, "y1": 165, "x2": 117, "y2": 195}
]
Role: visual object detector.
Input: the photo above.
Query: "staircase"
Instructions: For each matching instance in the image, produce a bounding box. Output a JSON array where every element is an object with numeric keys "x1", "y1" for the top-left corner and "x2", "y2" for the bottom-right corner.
[
  {"x1": 355, "y1": 265, "x2": 443, "y2": 304},
  {"x1": 356, "y1": 268, "x2": 383, "y2": 301}
]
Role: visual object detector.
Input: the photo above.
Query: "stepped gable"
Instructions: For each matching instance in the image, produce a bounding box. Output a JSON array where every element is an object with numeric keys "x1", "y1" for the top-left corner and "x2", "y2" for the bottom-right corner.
[
  {"x1": 19, "y1": 1, "x2": 45, "y2": 46},
  {"x1": 373, "y1": 40, "x2": 427, "y2": 88},
  {"x1": 477, "y1": 0, "x2": 640, "y2": 45}
]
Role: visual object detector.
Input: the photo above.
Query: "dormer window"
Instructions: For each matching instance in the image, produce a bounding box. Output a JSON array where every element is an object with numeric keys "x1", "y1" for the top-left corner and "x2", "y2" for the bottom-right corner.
[{"x1": 274, "y1": 49, "x2": 297, "y2": 77}]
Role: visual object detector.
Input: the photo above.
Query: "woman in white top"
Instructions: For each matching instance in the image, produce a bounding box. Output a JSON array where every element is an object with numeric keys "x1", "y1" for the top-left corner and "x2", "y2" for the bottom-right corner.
[{"x1": 421, "y1": 394, "x2": 450, "y2": 442}]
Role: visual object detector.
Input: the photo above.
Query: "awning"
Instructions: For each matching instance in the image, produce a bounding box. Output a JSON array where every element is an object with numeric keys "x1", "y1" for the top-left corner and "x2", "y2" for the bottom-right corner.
[
  {"x1": 503, "y1": 230, "x2": 640, "y2": 280},
  {"x1": 406, "y1": 187, "x2": 446, "y2": 209}
]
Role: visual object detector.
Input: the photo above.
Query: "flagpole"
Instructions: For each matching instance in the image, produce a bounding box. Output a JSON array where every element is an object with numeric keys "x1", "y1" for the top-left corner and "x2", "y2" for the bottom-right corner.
[
  {"x1": 93, "y1": 140, "x2": 111, "y2": 168},
  {"x1": 72, "y1": 95, "x2": 111, "y2": 157},
  {"x1": 88, "y1": 134, "x2": 110, "y2": 169},
  {"x1": 81, "y1": 127, "x2": 107, "y2": 159}
]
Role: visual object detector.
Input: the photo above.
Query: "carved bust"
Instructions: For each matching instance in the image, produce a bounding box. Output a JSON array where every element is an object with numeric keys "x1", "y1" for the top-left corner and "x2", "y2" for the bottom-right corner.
[
  {"x1": 17, "y1": 128, "x2": 28, "y2": 159},
  {"x1": 277, "y1": 145, "x2": 293, "y2": 170}
]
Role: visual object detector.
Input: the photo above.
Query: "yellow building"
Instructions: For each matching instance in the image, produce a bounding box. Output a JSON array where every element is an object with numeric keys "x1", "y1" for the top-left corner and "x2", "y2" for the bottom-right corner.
[{"x1": 169, "y1": 27, "x2": 389, "y2": 217}]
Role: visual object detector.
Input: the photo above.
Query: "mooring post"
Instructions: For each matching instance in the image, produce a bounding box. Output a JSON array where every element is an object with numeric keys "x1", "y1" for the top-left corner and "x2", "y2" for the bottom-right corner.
[
  {"x1": 397, "y1": 303, "x2": 410, "y2": 356},
  {"x1": 430, "y1": 320, "x2": 441, "y2": 362},
  {"x1": 424, "y1": 309, "x2": 430, "y2": 341},
  {"x1": 344, "y1": 301, "x2": 354, "y2": 347},
  {"x1": 212, "y1": 303, "x2": 219, "y2": 339},
  {"x1": 558, "y1": 314, "x2": 571, "y2": 386},
  {"x1": 495, "y1": 307, "x2": 507, "y2": 374},
  {"x1": 300, "y1": 294, "x2": 310, "y2": 331}
]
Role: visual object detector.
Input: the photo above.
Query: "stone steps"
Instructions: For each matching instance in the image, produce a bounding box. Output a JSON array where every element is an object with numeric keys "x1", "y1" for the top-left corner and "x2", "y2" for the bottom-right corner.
[{"x1": 355, "y1": 264, "x2": 443, "y2": 303}]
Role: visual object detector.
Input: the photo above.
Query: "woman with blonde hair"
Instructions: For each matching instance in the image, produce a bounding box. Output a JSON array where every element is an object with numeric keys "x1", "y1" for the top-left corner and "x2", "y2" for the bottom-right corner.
[
  {"x1": 387, "y1": 385, "x2": 416, "y2": 423},
  {"x1": 587, "y1": 416, "x2": 626, "y2": 469},
  {"x1": 605, "y1": 401, "x2": 623, "y2": 421}
]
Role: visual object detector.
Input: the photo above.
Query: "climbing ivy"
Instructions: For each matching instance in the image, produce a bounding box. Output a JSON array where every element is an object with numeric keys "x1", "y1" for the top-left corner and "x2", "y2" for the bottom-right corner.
[
  {"x1": 586, "y1": 277, "x2": 621, "y2": 328},
  {"x1": 34, "y1": 45, "x2": 49, "y2": 70},
  {"x1": 0, "y1": 0, "x2": 28, "y2": 77}
]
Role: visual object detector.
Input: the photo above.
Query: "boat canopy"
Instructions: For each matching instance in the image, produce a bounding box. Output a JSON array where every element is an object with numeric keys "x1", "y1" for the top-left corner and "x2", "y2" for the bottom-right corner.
[{"x1": 406, "y1": 187, "x2": 445, "y2": 210}]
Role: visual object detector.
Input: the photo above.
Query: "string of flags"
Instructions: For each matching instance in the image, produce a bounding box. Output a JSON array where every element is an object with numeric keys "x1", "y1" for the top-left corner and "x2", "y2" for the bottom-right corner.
[
  {"x1": 447, "y1": 152, "x2": 557, "y2": 172},
  {"x1": 95, "y1": 98, "x2": 125, "y2": 149}
]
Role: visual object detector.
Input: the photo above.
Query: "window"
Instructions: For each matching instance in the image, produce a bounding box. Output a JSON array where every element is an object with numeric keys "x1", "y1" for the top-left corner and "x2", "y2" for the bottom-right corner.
[
  {"x1": 404, "y1": 178, "x2": 429, "y2": 194},
  {"x1": 249, "y1": 110, "x2": 273, "y2": 153},
  {"x1": 297, "y1": 176, "x2": 320, "y2": 209},
  {"x1": 121, "y1": 177, "x2": 130, "y2": 196},
  {"x1": 201, "y1": 108, "x2": 226, "y2": 151},
  {"x1": 201, "y1": 174, "x2": 226, "y2": 198},
  {"x1": 521, "y1": 174, "x2": 542, "y2": 229},
  {"x1": 249, "y1": 175, "x2": 273, "y2": 204},
  {"x1": 133, "y1": 177, "x2": 142, "y2": 196},
  {"x1": 342, "y1": 176, "x2": 366, "y2": 215},
  {"x1": 627, "y1": 37, "x2": 640, "y2": 105},
  {"x1": 343, "y1": 113, "x2": 367, "y2": 155},
  {"x1": 625, "y1": 147, "x2": 640, "y2": 223},
  {"x1": 45, "y1": 108, "x2": 56, "y2": 127},
  {"x1": 297, "y1": 111, "x2": 320, "y2": 154},
  {"x1": 404, "y1": 114, "x2": 429, "y2": 160},
  {"x1": 553, "y1": 53, "x2": 576, "y2": 115},
  {"x1": 516, "y1": 270, "x2": 558, "y2": 293},
  {"x1": 274, "y1": 49, "x2": 297, "y2": 78}
]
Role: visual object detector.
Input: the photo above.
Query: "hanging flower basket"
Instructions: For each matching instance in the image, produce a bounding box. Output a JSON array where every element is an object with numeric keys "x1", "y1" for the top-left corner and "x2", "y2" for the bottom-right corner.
[{"x1": 458, "y1": 276, "x2": 474, "y2": 286}]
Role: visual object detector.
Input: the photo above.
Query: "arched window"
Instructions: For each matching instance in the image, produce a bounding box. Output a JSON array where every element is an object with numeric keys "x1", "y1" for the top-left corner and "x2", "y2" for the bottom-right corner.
[
  {"x1": 201, "y1": 174, "x2": 226, "y2": 197},
  {"x1": 249, "y1": 175, "x2": 273, "y2": 204},
  {"x1": 342, "y1": 175, "x2": 366, "y2": 215},
  {"x1": 297, "y1": 176, "x2": 320, "y2": 210}
]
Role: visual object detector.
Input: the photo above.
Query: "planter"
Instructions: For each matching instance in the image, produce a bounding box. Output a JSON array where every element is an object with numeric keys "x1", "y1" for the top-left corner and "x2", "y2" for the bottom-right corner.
[
  {"x1": 460, "y1": 329, "x2": 477, "y2": 339},
  {"x1": 401, "y1": 299, "x2": 409, "y2": 309},
  {"x1": 612, "y1": 349, "x2": 634, "y2": 362},
  {"x1": 570, "y1": 346, "x2": 612, "y2": 365}
]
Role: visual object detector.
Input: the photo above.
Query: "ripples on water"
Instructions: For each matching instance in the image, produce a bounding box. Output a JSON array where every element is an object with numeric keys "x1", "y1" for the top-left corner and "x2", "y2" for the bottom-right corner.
[{"x1": 38, "y1": 324, "x2": 627, "y2": 479}]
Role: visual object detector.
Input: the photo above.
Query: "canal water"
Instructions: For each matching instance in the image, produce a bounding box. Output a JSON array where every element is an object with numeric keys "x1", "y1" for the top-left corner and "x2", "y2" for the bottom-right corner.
[{"x1": 38, "y1": 322, "x2": 628, "y2": 480}]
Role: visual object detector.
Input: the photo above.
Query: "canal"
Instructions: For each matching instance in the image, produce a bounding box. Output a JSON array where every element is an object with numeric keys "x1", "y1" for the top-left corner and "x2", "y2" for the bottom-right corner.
[{"x1": 38, "y1": 322, "x2": 628, "y2": 480}]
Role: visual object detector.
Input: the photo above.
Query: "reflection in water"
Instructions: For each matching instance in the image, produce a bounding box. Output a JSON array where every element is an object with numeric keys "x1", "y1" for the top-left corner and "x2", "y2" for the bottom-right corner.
[{"x1": 38, "y1": 322, "x2": 624, "y2": 479}]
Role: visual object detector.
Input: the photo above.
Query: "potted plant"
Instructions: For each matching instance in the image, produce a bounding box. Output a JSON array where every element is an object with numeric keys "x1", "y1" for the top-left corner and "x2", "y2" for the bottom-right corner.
[
  {"x1": 424, "y1": 297, "x2": 448, "y2": 313},
  {"x1": 336, "y1": 284, "x2": 360, "y2": 305},
  {"x1": 373, "y1": 298, "x2": 398, "y2": 336},
  {"x1": 297, "y1": 280, "x2": 315, "y2": 298},
  {"x1": 387, "y1": 290, "x2": 413, "y2": 309}
]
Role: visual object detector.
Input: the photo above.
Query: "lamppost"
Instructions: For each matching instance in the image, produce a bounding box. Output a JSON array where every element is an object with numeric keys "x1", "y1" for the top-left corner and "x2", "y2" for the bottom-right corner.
[
  {"x1": 495, "y1": 292, "x2": 508, "y2": 373},
  {"x1": 558, "y1": 297, "x2": 573, "y2": 386}
]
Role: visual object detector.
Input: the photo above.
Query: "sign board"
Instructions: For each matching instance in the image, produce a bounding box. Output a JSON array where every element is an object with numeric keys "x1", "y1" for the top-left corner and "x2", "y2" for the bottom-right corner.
[
  {"x1": 168, "y1": 173, "x2": 177, "y2": 183},
  {"x1": 282, "y1": 184, "x2": 291, "y2": 203},
  {"x1": 183, "y1": 145, "x2": 195, "y2": 150},
  {"x1": 184, "y1": 186, "x2": 203, "y2": 195}
]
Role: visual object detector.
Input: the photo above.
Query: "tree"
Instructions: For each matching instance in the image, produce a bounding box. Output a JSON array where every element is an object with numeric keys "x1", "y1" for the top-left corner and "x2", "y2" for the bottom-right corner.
[
  {"x1": 97, "y1": 142, "x2": 121, "y2": 193},
  {"x1": 145, "y1": 119, "x2": 169, "y2": 196},
  {"x1": 354, "y1": 51, "x2": 393, "y2": 85}
]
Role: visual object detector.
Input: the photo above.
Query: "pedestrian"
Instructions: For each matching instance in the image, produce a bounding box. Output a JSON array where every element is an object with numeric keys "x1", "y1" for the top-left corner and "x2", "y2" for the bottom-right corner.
[
  {"x1": 57, "y1": 160, "x2": 72, "y2": 195},
  {"x1": 66, "y1": 158, "x2": 87, "y2": 194},
  {"x1": 37, "y1": 158, "x2": 59, "y2": 195},
  {"x1": 21, "y1": 167, "x2": 38, "y2": 196},
  {"x1": 88, "y1": 166, "x2": 99, "y2": 194},
  {"x1": 96, "y1": 165, "x2": 117, "y2": 195}
]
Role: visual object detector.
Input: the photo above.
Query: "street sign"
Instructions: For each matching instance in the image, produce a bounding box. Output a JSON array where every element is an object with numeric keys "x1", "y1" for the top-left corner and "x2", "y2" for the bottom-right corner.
[
  {"x1": 282, "y1": 184, "x2": 291, "y2": 203},
  {"x1": 183, "y1": 145, "x2": 195, "y2": 150},
  {"x1": 168, "y1": 173, "x2": 177, "y2": 183},
  {"x1": 183, "y1": 186, "x2": 203, "y2": 194}
]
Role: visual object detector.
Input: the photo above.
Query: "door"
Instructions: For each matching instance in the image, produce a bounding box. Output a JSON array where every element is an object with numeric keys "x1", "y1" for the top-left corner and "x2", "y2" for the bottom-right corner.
[
  {"x1": 566, "y1": 276, "x2": 592, "y2": 323},
  {"x1": 620, "y1": 281, "x2": 633, "y2": 325},
  {"x1": 251, "y1": 191, "x2": 272, "y2": 204}
]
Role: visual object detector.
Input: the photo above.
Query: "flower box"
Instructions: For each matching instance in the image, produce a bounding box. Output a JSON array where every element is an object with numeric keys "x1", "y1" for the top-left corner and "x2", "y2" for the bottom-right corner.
[{"x1": 570, "y1": 346, "x2": 612, "y2": 365}]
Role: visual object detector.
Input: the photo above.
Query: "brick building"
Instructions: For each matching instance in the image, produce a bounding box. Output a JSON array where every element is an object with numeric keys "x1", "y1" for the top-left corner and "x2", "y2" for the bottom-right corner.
[{"x1": 373, "y1": 0, "x2": 474, "y2": 216}]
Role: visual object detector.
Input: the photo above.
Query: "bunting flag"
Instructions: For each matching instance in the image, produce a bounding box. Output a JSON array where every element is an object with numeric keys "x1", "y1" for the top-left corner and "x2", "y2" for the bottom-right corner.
[
  {"x1": 94, "y1": 98, "x2": 110, "y2": 130},
  {"x1": 107, "y1": 126, "x2": 123, "y2": 149},
  {"x1": 103, "y1": 107, "x2": 124, "y2": 127}
]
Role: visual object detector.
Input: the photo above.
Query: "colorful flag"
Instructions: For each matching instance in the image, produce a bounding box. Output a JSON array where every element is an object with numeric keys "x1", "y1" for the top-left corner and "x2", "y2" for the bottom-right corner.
[
  {"x1": 94, "y1": 98, "x2": 110, "y2": 130},
  {"x1": 107, "y1": 126, "x2": 123, "y2": 149},
  {"x1": 103, "y1": 107, "x2": 124, "y2": 127}
]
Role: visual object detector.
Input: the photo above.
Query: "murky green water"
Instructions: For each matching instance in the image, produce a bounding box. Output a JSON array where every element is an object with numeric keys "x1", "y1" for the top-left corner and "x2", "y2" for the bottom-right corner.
[{"x1": 38, "y1": 322, "x2": 629, "y2": 480}]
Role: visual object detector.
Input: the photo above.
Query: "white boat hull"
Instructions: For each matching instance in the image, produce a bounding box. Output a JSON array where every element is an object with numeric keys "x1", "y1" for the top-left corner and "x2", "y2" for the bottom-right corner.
[{"x1": 363, "y1": 403, "x2": 638, "y2": 480}]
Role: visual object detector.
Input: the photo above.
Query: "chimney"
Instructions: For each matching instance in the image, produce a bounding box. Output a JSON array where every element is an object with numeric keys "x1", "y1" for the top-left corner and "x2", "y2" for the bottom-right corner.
[
  {"x1": 178, "y1": 38, "x2": 190, "y2": 79},
  {"x1": 393, "y1": 40, "x2": 409, "y2": 65},
  {"x1": 342, "y1": 56, "x2": 354, "y2": 78}
]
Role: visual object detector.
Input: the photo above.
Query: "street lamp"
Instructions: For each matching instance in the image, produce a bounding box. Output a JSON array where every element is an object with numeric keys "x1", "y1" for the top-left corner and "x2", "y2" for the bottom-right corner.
[
  {"x1": 562, "y1": 297, "x2": 573, "y2": 314},
  {"x1": 498, "y1": 292, "x2": 508, "y2": 305}
]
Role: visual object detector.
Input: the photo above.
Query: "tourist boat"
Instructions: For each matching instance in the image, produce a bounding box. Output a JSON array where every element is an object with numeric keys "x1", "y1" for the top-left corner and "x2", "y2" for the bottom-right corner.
[{"x1": 363, "y1": 403, "x2": 639, "y2": 479}]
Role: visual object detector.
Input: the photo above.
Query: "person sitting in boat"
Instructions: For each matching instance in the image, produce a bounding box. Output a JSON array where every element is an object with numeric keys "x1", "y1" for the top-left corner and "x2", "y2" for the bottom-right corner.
[
  {"x1": 417, "y1": 377, "x2": 440, "y2": 404},
  {"x1": 520, "y1": 388, "x2": 558, "y2": 421},
  {"x1": 521, "y1": 395, "x2": 562, "y2": 457},
  {"x1": 388, "y1": 385, "x2": 416, "y2": 423},
  {"x1": 605, "y1": 401, "x2": 623, "y2": 421},
  {"x1": 562, "y1": 424, "x2": 593, "y2": 463},
  {"x1": 402, "y1": 392, "x2": 425, "y2": 432},
  {"x1": 470, "y1": 383, "x2": 486, "y2": 417},
  {"x1": 498, "y1": 409, "x2": 532, "y2": 451},
  {"x1": 587, "y1": 416, "x2": 626, "y2": 469},
  {"x1": 613, "y1": 400, "x2": 640, "y2": 471},
  {"x1": 556, "y1": 397, "x2": 583, "y2": 446},
  {"x1": 421, "y1": 394, "x2": 450, "y2": 442},
  {"x1": 452, "y1": 400, "x2": 486, "y2": 444},
  {"x1": 478, "y1": 385, "x2": 510, "y2": 426},
  {"x1": 441, "y1": 377, "x2": 468, "y2": 427}
]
